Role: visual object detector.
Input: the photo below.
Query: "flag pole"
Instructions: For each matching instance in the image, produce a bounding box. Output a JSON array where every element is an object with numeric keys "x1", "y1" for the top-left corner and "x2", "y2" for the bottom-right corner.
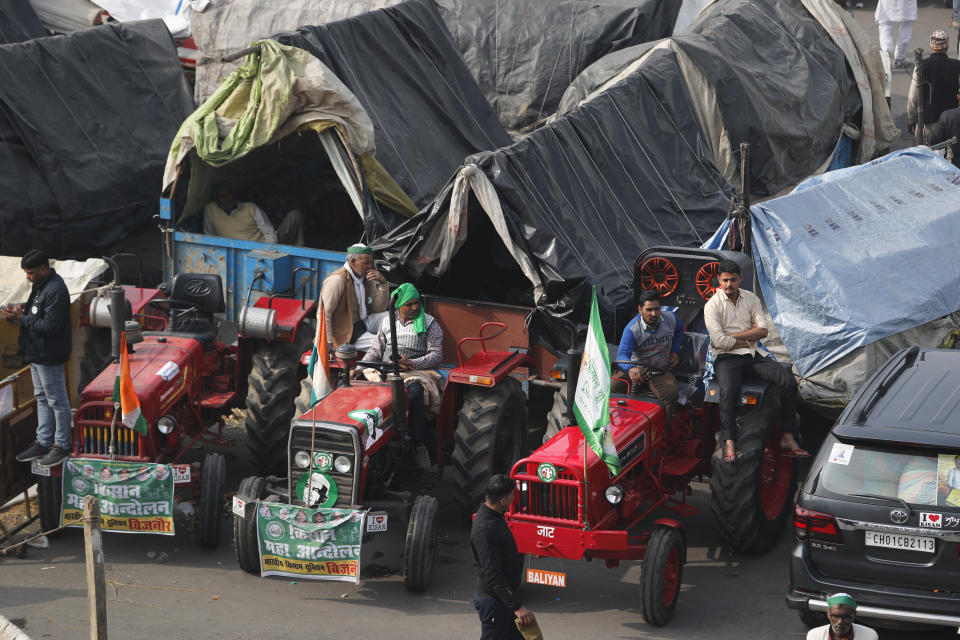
[{"x1": 583, "y1": 428, "x2": 589, "y2": 531}]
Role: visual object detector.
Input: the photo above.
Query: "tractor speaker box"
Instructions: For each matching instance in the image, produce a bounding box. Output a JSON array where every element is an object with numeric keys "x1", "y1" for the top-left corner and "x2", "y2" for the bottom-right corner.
[{"x1": 632, "y1": 247, "x2": 754, "y2": 324}]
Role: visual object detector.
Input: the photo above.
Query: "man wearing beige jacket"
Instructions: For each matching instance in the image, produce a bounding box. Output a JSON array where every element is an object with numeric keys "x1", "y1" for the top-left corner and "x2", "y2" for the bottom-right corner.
[{"x1": 320, "y1": 244, "x2": 389, "y2": 350}]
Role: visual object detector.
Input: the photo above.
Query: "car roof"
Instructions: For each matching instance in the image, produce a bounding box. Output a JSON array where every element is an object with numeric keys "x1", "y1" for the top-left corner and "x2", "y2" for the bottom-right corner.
[{"x1": 835, "y1": 347, "x2": 960, "y2": 447}]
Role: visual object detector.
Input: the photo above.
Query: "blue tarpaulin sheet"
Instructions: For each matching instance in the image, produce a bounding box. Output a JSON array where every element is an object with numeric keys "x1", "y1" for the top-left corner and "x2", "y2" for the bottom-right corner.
[{"x1": 750, "y1": 147, "x2": 960, "y2": 378}]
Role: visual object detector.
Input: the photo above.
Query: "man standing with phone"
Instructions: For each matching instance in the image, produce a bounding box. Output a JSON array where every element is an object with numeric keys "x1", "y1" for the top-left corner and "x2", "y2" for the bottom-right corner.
[{"x1": 5, "y1": 250, "x2": 73, "y2": 467}]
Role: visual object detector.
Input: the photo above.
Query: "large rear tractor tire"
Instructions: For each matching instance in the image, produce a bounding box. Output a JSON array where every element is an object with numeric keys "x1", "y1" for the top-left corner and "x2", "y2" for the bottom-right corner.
[
  {"x1": 245, "y1": 326, "x2": 312, "y2": 474},
  {"x1": 403, "y1": 494, "x2": 439, "y2": 592},
  {"x1": 709, "y1": 402, "x2": 797, "y2": 553},
  {"x1": 198, "y1": 452, "x2": 226, "y2": 548},
  {"x1": 543, "y1": 384, "x2": 572, "y2": 443},
  {"x1": 233, "y1": 475, "x2": 267, "y2": 574},
  {"x1": 78, "y1": 327, "x2": 112, "y2": 393},
  {"x1": 640, "y1": 525, "x2": 685, "y2": 627},
  {"x1": 450, "y1": 377, "x2": 526, "y2": 516},
  {"x1": 37, "y1": 475, "x2": 63, "y2": 534}
]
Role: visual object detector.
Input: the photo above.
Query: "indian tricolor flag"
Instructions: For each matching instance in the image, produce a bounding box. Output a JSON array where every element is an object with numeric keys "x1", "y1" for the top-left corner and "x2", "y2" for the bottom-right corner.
[
  {"x1": 307, "y1": 301, "x2": 333, "y2": 406},
  {"x1": 112, "y1": 331, "x2": 149, "y2": 435}
]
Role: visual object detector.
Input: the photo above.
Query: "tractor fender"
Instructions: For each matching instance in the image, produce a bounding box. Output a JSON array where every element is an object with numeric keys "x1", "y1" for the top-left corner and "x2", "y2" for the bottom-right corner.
[
  {"x1": 247, "y1": 296, "x2": 316, "y2": 343},
  {"x1": 651, "y1": 518, "x2": 686, "y2": 563}
]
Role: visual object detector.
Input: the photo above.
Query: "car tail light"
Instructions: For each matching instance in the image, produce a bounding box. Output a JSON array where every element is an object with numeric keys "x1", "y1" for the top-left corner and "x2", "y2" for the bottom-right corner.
[{"x1": 794, "y1": 505, "x2": 842, "y2": 542}]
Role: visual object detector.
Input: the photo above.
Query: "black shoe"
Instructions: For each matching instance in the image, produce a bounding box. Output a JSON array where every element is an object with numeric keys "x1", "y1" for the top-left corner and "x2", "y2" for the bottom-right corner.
[
  {"x1": 15, "y1": 441, "x2": 49, "y2": 462},
  {"x1": 37, "y1": 446, "x2": 70, "y2": 467}
]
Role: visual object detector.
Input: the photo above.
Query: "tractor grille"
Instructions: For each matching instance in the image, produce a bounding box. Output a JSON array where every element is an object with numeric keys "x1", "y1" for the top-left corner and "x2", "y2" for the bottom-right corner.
[
  {"x1": 288, "y1": 424, "x2": 358, "y2": 508},
  {"x1": 517, "y1": 468, "x2": 580, "y2": 522},
  {"x1": 76, "y1": 405, "x2": 142, "y2": 456}
]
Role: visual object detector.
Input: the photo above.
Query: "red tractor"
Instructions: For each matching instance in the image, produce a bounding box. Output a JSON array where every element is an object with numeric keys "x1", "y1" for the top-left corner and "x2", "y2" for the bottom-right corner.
[
  {"x1": 232, "y1": 297, "x2": 537, "y2": 589},
  {"x1": 36, "y1": 260, "x2": 316, "y2": 547},
  {"x1": 507, "y1": 247, "x2": 798, "y2": 626}
]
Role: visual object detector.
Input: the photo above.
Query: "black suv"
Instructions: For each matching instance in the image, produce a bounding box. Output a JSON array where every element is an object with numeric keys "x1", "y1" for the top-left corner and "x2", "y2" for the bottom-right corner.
[{"x1": 787, "y1": 346, "x2": 960, "y2": 630}]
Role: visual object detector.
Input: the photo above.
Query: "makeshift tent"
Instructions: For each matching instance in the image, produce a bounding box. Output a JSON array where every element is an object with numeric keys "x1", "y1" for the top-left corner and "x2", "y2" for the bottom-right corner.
[
  {"x1": 750, "y1": 147, "x2": 960, "y2": 381},
  {"x1": 270, "y1": 0, "x2": 512, "y2": 211},
  {"x1": 189, "y1": 0, "x2": 682, "y2": 132},
  {"x1": 558, "y1": 0, "x2": 895, "y2": 199},
  {"x1": 434, "y1": 0, "x2": 681, "y2": 131},
  {"x1": 374, "y1": 40, "x2": 733, "y2": 328},
  {"x1": 0, "y1": 19, "x2": 195, "y2": 258},
  {"x1": 0, "y1": 0, "x2": 43, "y2": 43}
]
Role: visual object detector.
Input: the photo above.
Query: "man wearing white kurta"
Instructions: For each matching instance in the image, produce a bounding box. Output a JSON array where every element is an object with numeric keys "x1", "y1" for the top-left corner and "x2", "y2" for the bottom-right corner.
[{"x1": 875, "y1": 0, "x2": 918, "y2": 67}]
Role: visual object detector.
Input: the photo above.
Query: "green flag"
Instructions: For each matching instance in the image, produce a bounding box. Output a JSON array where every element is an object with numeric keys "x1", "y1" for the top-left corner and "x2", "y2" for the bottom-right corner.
[{"x1": 572, "y1": 288, "x2": 620, "y2": 476}]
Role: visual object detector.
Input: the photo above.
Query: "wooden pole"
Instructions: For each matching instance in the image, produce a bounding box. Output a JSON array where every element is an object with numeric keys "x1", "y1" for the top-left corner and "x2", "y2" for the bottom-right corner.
[{"x1": 83, "y1": 495, "x2": 108, "y2": 640}]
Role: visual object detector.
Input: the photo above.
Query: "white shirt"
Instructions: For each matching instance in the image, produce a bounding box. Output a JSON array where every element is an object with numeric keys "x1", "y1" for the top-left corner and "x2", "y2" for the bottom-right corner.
[
  {"x1": 203, "y1": 203, "x2": 277, "y2": 244},
  {"x1": 807, "y1": 623, "x2": 878, "y2": 640},
  {"x1": 947, "y1": 467, "x2": 960, "y2": 490},
  {"x1": 875, "y1": 0, "x2": 917, "y2": 23},
  {"x1": 703, "y1": 287, "x2": 767, "y2": 356}
]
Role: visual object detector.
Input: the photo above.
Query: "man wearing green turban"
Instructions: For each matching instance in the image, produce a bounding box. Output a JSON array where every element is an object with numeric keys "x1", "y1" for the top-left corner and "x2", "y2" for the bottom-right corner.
[
  {"x1": 356, "y1": 283, "x2": 443, "y2": 470},
  {"x1": 805, "y1": 594, "x2": 877, "y2": 640}
]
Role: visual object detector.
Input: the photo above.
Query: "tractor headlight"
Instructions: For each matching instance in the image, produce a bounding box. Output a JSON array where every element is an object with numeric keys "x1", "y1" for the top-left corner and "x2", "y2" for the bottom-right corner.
[
  {"x1": 334, "y1": 455, "x2": 352, "y2": 474},
  {"x1": 294, "y1": 451, "x2": 311, "y2": 468},
  {"x1": 605, "y1": 485, "x2": 624, "y2": 505},
  {"x1": 157, "y1": 415, "x2": 176, "y2": 435}
]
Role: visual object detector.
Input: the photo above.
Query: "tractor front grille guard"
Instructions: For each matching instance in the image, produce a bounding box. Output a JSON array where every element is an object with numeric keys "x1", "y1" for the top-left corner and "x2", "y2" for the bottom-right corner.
[
  {"x1": 288, "y1": 423, "x2": 359, "y2": 508},
  {"x1": 74, "y1": 401, "x2": 143, "y2": 458},
  {"x1": 511, "y1": 462, "x2": 582, "y2": 525}
]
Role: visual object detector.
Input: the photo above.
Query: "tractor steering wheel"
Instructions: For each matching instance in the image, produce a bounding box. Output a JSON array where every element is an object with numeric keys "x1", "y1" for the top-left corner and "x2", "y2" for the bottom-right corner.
[
  {"x1": 149, "y1": 299, "x2": 199, "y2": 331},
  {"x1": 351, "y1": 360, "x2": 397, "y2": 381},
  {"x1": 611, "y1": 360, "x2": 665, "y2": 396}
]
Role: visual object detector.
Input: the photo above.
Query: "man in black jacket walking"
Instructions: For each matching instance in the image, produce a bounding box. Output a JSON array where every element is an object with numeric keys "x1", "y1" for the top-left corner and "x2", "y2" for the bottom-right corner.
[
  {"x1": 908, "y1": 30, "x2": 960, "y2": 142},
  {"x1": 471, "y1": 474, "x2": 534, "y2": 639},
  {"x1": 5, "y1": 250, "x2": 73, "y2": 467},
  {"x1": 930, "y1": 89, "x2": 960, "y2": 167}
]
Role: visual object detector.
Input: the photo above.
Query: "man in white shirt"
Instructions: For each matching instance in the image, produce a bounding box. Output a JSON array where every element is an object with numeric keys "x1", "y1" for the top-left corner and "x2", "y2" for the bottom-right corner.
[
  {"x1": 806, "y1": 593, "x2": 878, "y2": 640},
  {"x1": 703, "y1": 260, "x2": 808, "y2": 462}
]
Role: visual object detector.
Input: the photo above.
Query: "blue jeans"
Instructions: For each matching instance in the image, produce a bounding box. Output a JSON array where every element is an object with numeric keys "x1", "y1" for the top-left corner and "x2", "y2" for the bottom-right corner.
[
  {"x1": 954, "y1": 0, "x2": 958, "y2": 22},
  {"x1": 31, "y1": 363, "x2": 72, "y2": 450},
  {"x1": 474, "y1": 596, "x2": 523, "y2": 640}
]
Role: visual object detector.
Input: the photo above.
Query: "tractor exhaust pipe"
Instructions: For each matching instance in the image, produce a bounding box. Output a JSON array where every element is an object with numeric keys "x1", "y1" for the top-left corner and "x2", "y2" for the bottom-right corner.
[
  {"x1": 564, "y1": 321, "x2": 580, "y2": 422},
  {"x1": 102, "y1": 256, "x2": 124, "y2": 362},
  {"x1": 388, "y1": 300, "x2": 406, "y2": 434}
]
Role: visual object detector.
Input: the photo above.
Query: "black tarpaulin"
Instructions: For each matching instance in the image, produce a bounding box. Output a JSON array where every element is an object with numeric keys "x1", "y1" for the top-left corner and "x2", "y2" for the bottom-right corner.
[
  {"x1": 670, "y1": 0, "x2": 861, "y2": 196},
  {"x1": 0, "y1": 0, "x2": 43, "y2": 43},
  {"x1": 436, "y1": 0, "x2": 681, "y2": 132},
  {"x1": 375, "y1": 43, "x2": 732, "y2": 332},
  {"x1": 0, "y1": 20, "x2": 195, "y2": 258},
  {"x1": 272, "y1": 0, "x2": 512, "y2": 211}
]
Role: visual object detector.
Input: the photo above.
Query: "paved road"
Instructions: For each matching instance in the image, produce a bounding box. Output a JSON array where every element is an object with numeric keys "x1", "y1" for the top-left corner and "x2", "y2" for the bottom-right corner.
[{"x1": 7, "y1": 4, "x2": 960, "y2": 639}]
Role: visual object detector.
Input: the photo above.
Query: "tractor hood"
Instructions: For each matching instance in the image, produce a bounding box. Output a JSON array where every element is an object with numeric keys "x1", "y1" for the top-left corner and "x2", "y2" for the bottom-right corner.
[
  {"x1": 81, "y1": 336, "x2": 202, "y2": 420},
  {"x1": 296, "y1": 382, "x2": 395, "y2": 438},
  {"x1": 529, "y1": 396, "x2": 665, "y2": 475}
]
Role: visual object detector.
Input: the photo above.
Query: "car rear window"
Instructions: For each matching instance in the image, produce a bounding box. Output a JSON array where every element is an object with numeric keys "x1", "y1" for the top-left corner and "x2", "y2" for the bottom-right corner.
[{"x1": 819, "y1": 438, "x2": 960, "y2": 509}]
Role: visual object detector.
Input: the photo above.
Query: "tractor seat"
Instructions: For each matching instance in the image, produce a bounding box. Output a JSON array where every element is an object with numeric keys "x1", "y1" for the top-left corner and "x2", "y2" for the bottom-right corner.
[{"x1": 160, "y1": 274, "x2": 225, "y2": 344}]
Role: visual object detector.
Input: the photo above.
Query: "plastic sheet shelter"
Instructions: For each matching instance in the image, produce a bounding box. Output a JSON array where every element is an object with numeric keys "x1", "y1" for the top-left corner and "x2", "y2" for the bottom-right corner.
[
  {"x1": 558, "y1": 0, "x2": 898, "y2": 198},
  {"x1": 750, "y1": 148, "x2": 960, "y2": 379},
  {"x1": 0, "y1": 20, "x2": 195, "y2": 258},
  {"x1": 373, "y1": 41, "x2": 733, "y2": 326},
  {"x1": 0, "y1": 0, "x2": 44, "y2": 43},
  {"x1": 269, "y1": 0, "x2": 512, "y2": 211}
]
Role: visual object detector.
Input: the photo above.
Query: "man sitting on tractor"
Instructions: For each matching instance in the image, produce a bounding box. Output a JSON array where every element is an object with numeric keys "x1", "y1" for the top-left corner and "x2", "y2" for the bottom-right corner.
[
  {"x1": 703, "y1": 259, "x2": 809, "y2": 463},
  {"x1": 613, "y1": 290, "x2": 684, "y2": 422},
  {"x1": 320, "y1": 243, "x2": 389, "y2": 351},
  {"x1": 353, "y1": 283, "x2": 443, "y2": 470},
  {"x1": 202, "y1": 183, "x2": 280, "y2": 244}
]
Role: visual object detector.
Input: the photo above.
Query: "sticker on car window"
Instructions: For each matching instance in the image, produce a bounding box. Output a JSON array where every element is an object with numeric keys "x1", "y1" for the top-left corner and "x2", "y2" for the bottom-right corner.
[
  {"x1": 829, "y1": 442, "x2": 854, "y2": 465},
  {"x1": 938, "y1": 454, "x2": 960, "y2": 508}
]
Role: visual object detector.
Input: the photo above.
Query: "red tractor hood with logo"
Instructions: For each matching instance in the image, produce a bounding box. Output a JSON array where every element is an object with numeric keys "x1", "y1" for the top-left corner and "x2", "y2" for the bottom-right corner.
[
  {"x1": 80, "y1": 336, "x2": 202, "y2": 423},
  {"x1": 296, "y1": 382, "x2": 395, "y2": 439}
]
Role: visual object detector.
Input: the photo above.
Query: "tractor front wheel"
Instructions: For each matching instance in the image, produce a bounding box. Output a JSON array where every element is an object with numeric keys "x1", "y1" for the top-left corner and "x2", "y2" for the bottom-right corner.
[
  {"x1": 640, "y1": 525, "x2": 685, "y2": 627},
  {"x1": 198, "y1": 452, "x2": 226, "y2": 548},
  {"x1": 450, "y1": 378, "x2": 526, "y2": 517},
  {"x1": 233, "y1": 475, "x2": 267, "y2": 574},
  {"x1": 37, "y1": 475, "x2": 63, "y2": 534},
  {"x1": 403, "y1": 494, "x2": 439, "y2": 591},
  {"x1": 542, "y1": 384, "x2": 572, "y2": 443},
  {"x1": 709, "y1": 405, "x2": 797, "y2": 553},
  {"x1": 245, "y1": 326, "x2": 312, "y2": 474}
]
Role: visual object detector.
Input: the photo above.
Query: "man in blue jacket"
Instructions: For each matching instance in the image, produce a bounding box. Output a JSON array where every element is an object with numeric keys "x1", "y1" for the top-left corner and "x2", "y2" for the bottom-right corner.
[
  {"x1": 5, "y1": 250, "x2": 73, "y2": 467},
  {"x1": 615, "y1": 290, "x2": 684, "y2": 421}
]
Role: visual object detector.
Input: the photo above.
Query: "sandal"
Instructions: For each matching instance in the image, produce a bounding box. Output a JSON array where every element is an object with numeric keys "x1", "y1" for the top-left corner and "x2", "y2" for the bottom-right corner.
[
  {"x1": 781, "y1": 447, "x2": 811, "y2": 458},
  {"x1": 723, "y1": 450, "x2": 742, "y2": 463}
]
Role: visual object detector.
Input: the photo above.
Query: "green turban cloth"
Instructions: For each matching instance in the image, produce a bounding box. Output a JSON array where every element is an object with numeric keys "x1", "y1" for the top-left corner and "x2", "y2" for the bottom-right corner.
[
  {"x1": 392, "y1": 283, "x2": 425, "y2": 334},
  {"x1": 347, "y1": 243, "x2": 373, "y2": 255},
  {"x1": 826, "y1": 593, "x2": 857, "y2": 610}
]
